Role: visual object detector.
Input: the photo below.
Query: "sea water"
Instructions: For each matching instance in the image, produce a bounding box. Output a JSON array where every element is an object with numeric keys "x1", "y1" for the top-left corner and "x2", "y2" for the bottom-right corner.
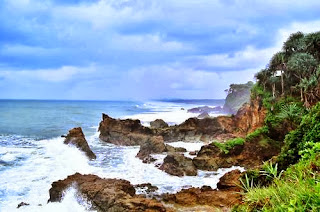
[{"x1": 0, "y1": 99, "x2": 243, "y2": 211}]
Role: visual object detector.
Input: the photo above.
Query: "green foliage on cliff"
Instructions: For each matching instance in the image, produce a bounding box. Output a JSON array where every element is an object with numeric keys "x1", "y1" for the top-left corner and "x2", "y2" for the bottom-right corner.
[
  {"x1": 277, "y1": 102, "x2": 320, "y2": 168},
  {"x1": 223, "y1": 81, "x2": 254, "y2": 114},
  {"x1": 212, "y1": 138, "x2": 245, "y2": 154}
]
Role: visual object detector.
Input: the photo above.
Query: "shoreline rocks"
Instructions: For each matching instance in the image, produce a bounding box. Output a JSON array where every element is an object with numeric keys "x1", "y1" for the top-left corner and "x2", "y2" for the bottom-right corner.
[
  {"x1": 48, "y1": 173, "x2": 166, "y2": 212},
  {"x1": 63, "y1": 127, "x2": 96, "y2": 160},
  {"x1": 159, "y1": 153, "x2": 197, "y2": 176}
]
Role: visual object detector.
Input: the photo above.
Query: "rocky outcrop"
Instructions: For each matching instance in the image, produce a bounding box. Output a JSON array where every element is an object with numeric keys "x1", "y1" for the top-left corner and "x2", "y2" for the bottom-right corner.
[
  {"x1": 162, "y1": 186, "x2": 241, "y2": 209},
  {"x1": 150, "y1": 119, "x2": 168, "y2": 129},
  {"x1": 233, "y1": 96, "x2": 267, "y2": 135},
  {"x1": 193, "y1": 137, "x2": 281, "y2": 171},
  {"x1": 48, "y1": 173, "x2": 166, "y2": 212},
  {"x1": 159, "y1": 153, "x2": 197, "y2": 176},
  {"x1": 217, "y1": 169, "x2": 242, "y2": 191},
  {"x1": 99, "y1": 114, "x2": 235, "y2": 145},
  {"x1": 99, "y1": 114, "x2": 153, "y2": 146},
  {"x1": 99, "y1": 96, "x2": 266, "y2": 145},
  {"x1": 187, "y1": 106, "x2": 223, "y2": 113},
  {"x1": 197, "y1": 112, "x2": 209, "y2": 119},
  {"x1": 223, "y1": 81, "x2": 254, "y2": 114},
  {"x1": 136, "y1": 136, "x2": 166, "y2": 161},
  {"x1": 64, "y1": 127, "x2": 96, "y2": 160}
]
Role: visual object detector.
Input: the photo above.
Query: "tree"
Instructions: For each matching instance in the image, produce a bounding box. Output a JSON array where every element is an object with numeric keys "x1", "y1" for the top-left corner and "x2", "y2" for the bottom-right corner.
[
  {"x1": 287, "y1": 53, "x2": 318, "y2": 106},
  {"x1": 283, "y1": 32, "x2": 305, "y2": 56}
]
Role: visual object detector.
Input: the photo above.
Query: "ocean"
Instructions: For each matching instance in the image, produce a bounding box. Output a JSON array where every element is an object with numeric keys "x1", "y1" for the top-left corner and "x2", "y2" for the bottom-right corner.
[{"x1": 0, "y1": 99, "x2": 242, "y2": 211}]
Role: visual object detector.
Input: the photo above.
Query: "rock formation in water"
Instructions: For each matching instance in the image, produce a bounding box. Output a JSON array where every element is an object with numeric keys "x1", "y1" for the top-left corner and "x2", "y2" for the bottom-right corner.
[
  {"x1": 223, "y1": 81, "x2": 254, "y2": 114},
  {"x1": 63, "y1": 127, "x2": 96, "y2": 160},
  {"x1": 150, "y1": 119, "x2": 169, "y2": 129},
  {"x1": 48, "y1": 173, "x2": 166, "y2": 212},
  {"x1": 159, "y1": 153, "x2": 197, "y2": 176}
]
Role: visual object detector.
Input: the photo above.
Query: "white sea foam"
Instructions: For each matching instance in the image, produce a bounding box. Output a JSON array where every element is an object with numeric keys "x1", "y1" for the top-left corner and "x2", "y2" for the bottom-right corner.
[{"x1": 123, "y1": 101, "x2": 225, "y2": 126}]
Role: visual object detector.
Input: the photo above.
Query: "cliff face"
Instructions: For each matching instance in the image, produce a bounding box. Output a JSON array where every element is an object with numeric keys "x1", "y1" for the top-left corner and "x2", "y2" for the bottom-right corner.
[
  {"x1": 233, "y1": 96, "x2": 267, "y2": 135},
  {"x1": 223, "y1": 81, "x2": 254, "y2": 114}
]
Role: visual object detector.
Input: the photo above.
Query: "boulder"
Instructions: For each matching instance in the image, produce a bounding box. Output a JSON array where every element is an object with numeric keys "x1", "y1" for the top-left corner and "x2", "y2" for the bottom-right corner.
[
  {"x1": 217, "y1": 170, "x2": 242, "y2": 191},
  {"x1": 150, "y1": 119, "x2": 169, "y2": 129},
  {"x1": 64, "y1": 127, "x2": 96, "y2": 160},
  {"x1": 165, "y1": 145, "x2": 187, "y2": 153},
  {"x1": 98, "y1": 114, "x2": 153, "y2": 146},
  {"x1": 197, "y1": 112, "x2": 210, "y2": 119},
  {"x1": 136, "y1": 136, "x2": 166, "y2": 161},
  {"x1": 48, "y1": 173, "x2": 166, "y2": 212},
  {"x1": 159, "y1": 153, "x2": 197, "y2": 176},
  {"x1": 187, "y1": 106, "x2": 223, "y2": 113}
]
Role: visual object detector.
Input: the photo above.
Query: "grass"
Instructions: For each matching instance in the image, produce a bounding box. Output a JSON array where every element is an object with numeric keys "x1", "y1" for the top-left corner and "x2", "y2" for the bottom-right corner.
[
  {"x1": 233, "y1": 154, "x2": 320, "y2": 211},
  {"x1": 212, "y1": 137, "x2": 245, "y2": 154}
]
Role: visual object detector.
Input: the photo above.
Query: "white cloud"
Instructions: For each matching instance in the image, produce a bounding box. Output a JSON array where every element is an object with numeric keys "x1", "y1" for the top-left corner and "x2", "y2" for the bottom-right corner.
[{"x1": 0, "y1": 65, "x2": 96, "y2": 83}]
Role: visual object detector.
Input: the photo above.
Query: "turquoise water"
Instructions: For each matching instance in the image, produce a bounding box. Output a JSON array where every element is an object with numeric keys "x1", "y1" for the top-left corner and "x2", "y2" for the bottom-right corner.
[
  {"x1": 0, "y1": 100, "x2": 150, "y2": 139},
  {"x1": 0, "y1": 99, "x2": 239, "y2": 212}
]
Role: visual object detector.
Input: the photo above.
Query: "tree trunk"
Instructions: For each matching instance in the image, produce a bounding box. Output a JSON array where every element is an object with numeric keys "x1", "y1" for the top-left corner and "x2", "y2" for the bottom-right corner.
[
  {"x1": 273, "y1": 83, "x2": 276, "y2": 98},
  {"x1": 300, "y1": 88, "x2": 304, "y2": 102}
]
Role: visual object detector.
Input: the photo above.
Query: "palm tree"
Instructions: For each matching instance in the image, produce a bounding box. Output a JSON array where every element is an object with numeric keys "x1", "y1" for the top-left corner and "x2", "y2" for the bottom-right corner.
[
  {"x1": 269, "y1": 52, "x2": 287, "y2": 96},
  {"x1": 283, "y1": 32, "x2": 305, "y2": 56},
  {"x1": 304, "y1": 32, "x2": 320, "y2": 61},
  {"x1": 287, "y1": 53, "x2": 318, "y2": 104},
  {"x1": 255, "y1": 69, "x2": 271, "y2": 91}
]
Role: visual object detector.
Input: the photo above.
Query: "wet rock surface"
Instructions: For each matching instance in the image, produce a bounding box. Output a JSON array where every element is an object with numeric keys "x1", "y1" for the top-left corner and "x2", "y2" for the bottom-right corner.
[
  {"x1": 63, "y1": 127, "x2": 96, "y2": 160},
  {"x1": 136, "y1": 136, "x2": 166, "y2": 161},
  {"x1": 159, "y1": 153, "x2": 197, "y2": 176},
  {"x1": 48, "y1": 173, "x2": 166, "y2": 212}
]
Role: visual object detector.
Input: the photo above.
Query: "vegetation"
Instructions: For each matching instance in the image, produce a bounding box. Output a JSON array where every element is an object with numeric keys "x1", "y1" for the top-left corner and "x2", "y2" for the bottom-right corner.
[
  {"x1": 234, "y1": 154, "x2": 320, "y2": 212},
  {"x1": 255, "y1": 31, "x2": 320, "y2": 108},
  {"x1": 223, "y1": 81, "x2": 254, "y2": 114},
  {"x1": 231, "y1": 31, "x2": 320, "y2": 211},
  {"x1": 212, "y1": 138, "x2": 245, "y2": 154}
]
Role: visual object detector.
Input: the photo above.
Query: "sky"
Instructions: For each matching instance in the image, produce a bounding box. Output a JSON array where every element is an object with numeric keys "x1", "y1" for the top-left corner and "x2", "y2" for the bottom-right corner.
[{"x1": 1, "y1": 0, "x2": 320, "y2": 100}]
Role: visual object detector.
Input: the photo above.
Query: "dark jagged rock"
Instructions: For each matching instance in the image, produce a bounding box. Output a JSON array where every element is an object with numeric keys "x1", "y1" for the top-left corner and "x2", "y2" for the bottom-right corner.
[
  {"x1": 48, "y1": 173, "x2": 166, "y2": 212},
  {"x1": 64, "y1": 127, "x2": 96, "y2": 160},
  {"x1": 99, "y1": 114, "x2": 153, "y2": 146},
  {"x1": 193, "y1": 137, "x2": 281, "y2": 171},
  {"x1": 165, "y1": 145, "x2": 187, "y2": 153},
  {"x1": 17, "y1": 202, "x2": 30, "y2": 208},
  {"x1": 150, "y1": 119, "x2": 168, "y2": 129},
  {"x1": 159, "y1": 153, "x2": 197, "y2": 176},
  {"x1": 136, "y1": 136, "x2": 166, "y2": 161},
  {"x1": 217, "y1": 170, "x2": 242, "y2": 191}
]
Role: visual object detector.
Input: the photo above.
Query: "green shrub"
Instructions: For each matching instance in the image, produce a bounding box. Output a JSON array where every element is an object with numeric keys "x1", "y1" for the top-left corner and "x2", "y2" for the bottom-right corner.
[
  {"x1": 235, "y1": 154, "x2": 320, "y2": 211},
  {"x1": 277, "y1": 102, "x2": 320, "y2": 169},
  {"x1": 246, "y1": 126, "x2": 269, "y2": 142},
  {"x1": 212, "y1": 137, "x2": 245, "y2": 154}
]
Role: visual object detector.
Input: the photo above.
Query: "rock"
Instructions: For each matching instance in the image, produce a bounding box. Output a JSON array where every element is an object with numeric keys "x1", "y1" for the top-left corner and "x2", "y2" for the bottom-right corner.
[
  {"x1": 99, "y1": 113, "x2": 153, "y2": 146},
  {"x1": 48, "y1": 173, "x2": 166, "y2": 212},
  {"x1": 162, "y1": 187, "x2": 241, "y2": 209},
  {"x1": 165, "y1": 145, "x2": 187, "y2": 153},
  {"x1": 150, "y1": 119, "x2": 169, "y2": 129},
  {"x1": 193, "y1": 137, "x2": 281, "y2": 171},
  {"x1": 64, "y1": 127, "x2": 96, "y2": 160},
  {"x1": 17, "y1": 202, "x2": 29, "y2": 208},
  {"x1": 134, "y1": 183, "x2": 158, "y2": 193},
  {"x1": 142, "y1": 155, "x2": 157, "y2": 164},
  {"x1": 217, "y1": 170, "x2": 241, "y2": 191},
  {"x1": 197, "y1": 112, "x2": 210, "y2": 119},
  {"x1": 159, "y1": 153, "x2": 197, "y2": 176},
  {"x1": 187, "y1": 106, "x2": 223, "y2": 113},
  {"x1": 189, "y1": 151, "x2": 198, "y2": 156},
  {"x1": 136, "y1": 136, "x2": 166, "y2": 161}
]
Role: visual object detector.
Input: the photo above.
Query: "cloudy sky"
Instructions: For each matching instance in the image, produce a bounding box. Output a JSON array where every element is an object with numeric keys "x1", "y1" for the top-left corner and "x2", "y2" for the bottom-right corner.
[{"x1": 1, "y1": 0, "x2": 320, "y2": 100}]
